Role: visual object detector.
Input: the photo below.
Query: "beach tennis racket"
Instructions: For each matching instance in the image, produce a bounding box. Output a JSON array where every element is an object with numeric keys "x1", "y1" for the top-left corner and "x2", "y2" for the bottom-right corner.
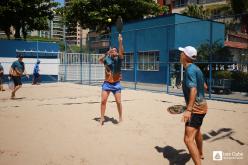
[
  {"x1": 116, "y1": 16, "x2": 123, "y2": 34},
  {"x1": 8, "y1": 77, "x2": 14, "y2": 90},
  {"x1": 167, "y1": 105, "x2": 186, "y2": 114}
]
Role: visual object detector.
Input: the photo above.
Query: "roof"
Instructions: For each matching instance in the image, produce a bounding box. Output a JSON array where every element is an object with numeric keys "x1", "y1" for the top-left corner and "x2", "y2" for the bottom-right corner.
[
  {"x1": 112, "y1": 13, "x2": 224, "y2": 28},
  {"x1": 228, "y1": 33, "x2": 248, "y2": 40},
  {"x1": 225, "y1": 41, "x2": 248, "y2": 49}
]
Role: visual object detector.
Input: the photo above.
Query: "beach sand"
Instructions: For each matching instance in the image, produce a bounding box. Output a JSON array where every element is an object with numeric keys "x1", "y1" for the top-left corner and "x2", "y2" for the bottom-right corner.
[{"x1": 0, "y1": 83, "x2": 247, "y2": 165}]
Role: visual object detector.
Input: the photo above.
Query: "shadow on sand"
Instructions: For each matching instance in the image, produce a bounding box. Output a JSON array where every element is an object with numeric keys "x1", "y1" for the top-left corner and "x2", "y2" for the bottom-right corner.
[
  {"x1": 11, "y1": 97, "x2": 26, "y2": 100},
  {"x1": 155, "y1": 146, "x2": 191, "y2": 165},
  {"x1": 203, "y1": 128, "x2": 245, "y2": 145},
  {"x1": 93, "y1": 116, "x2": 118, "y2": 125}
]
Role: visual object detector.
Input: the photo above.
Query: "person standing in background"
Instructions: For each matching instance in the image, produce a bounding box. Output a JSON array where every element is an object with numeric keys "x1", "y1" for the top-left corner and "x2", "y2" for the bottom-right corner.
[
  {"x1": 0, "y1": 62, "x2": 5, "y2": 91},
  {"x1": 32, "y1": 60, "x2": 41, "y2": 85}
]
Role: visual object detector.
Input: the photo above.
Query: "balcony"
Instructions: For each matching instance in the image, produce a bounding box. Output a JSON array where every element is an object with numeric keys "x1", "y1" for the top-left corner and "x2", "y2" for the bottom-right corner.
[{"x1": 90, "y1": 40, "x2": 109, "y2": 49}]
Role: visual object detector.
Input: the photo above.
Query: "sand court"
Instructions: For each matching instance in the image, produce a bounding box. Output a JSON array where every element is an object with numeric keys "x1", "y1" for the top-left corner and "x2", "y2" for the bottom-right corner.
[{"x1": 0, "y1": 83, "x2": 247, "y2": 165}]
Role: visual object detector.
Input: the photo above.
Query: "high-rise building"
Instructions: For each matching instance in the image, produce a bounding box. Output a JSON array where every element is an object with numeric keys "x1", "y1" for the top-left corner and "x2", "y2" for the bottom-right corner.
[
  {"x1": 76, "y1": 24, "x2": 89, "y2": 46},
  {"x1": 0, "y1": 26, "x2": 16, "y2": 39},
  {"x1": 64, "y1": 0, "x2": 89, "y2": 46},
  {"x1": 51, "y1": 15, "x2": 64, "y2": 40},
  {"x1": 0, "y1": 31, "x2": 5, "y2": 38},
  {"x1": 30, "y1": 15, "x2": 64, "y2": 41},
  {"x1": 32, "y1": 0, "x2": 89, "y2": 46}
]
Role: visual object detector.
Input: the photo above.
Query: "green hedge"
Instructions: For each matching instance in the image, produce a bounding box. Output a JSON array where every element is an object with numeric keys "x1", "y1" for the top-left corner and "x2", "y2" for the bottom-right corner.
[
  {"x1": 231, "y1": 71, "x2": 248, "y2": 92},
  {"x1": 213, "y1": 71, "x2": 248, "y2": 92},
  {"x1": 214, "y1": 71, "x2": 232, "y2": 79}
]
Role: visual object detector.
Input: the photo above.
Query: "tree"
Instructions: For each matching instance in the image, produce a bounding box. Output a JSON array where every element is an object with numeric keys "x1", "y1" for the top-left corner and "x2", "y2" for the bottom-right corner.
[
  {"x1": 230, "y1": 0, "x2": 248, "y2": 13},
  {"x1": 0, "y1": 0, "x2": 14, "y2": 39},
  {"x1": 65, "y1": 0, "x2": 168, "y2": 33},
  {"x1": 181, "y1": 4, "x2": 210, "y2": 19},
  {"x1": 0, "y1": 0, "x2": 58, "y2": 40},
  {"x1": 198, "y1": 41, "x2": 233, "y2": 62},
  {"x1": 205, "y1": 3, "x2": 232, "y2": 19},
  {"x1": 197, "y1": 41, "x2": 233, "y2": 72},
  {"x1": 230, "y1": 0, "x2": 248, "y2": 33}
]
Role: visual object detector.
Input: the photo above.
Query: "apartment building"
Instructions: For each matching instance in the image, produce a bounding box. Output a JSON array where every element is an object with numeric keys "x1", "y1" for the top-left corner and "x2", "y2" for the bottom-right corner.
[
  {"x1": 64, "y1": 0, "x2": 89, "y2": 46},
  {"x1": 31, "y1": 15, "x2": 64, "y2": 40}
]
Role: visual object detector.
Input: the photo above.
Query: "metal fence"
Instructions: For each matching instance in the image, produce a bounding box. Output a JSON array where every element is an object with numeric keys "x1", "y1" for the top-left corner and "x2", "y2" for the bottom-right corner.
[
  {"x1": 58, "y1": 53, "x2": 105, "y2": 84},
  {"x1": 167, "y1": 62, "x2": 248, "y2": 103},
  {"x1": 0, "y1": 54, "x2": 247, "y2": 103},
  {"x1": 1, "y1": 14, "x2": 247, "y2": 103},
  {"x1": 58, "y1": 14, "x2": 247, "y2": 103},
  {"x1": 56, "y1": 51, "x2": 248, "y2": 103}
]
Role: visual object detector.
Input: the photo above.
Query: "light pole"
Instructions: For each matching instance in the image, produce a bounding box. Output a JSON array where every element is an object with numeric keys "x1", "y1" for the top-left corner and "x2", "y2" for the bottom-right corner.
[
  {"x1": 36, "y1": 39, "x2": 39, "y2": 59},
  {"x1": 50, "y1": 19, "x2": 52, "y2": 40},
  {"x1": 59, "y1": 8, "x2": 67, "y2": 81},
  {"x1": 209, "y1": 20, "x2": 213, "y2": 99},
  {"x1": 63, "y1": 23, "x2": 67, "y2": 81},
  {"x1": 80, "y1": 28, "x2": 83, "y2": 84}
]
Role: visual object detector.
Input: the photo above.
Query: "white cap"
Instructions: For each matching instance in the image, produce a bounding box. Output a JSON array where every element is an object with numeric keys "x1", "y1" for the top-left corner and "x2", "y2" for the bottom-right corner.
[{"x1": 178, "y1": 46, "x2": 197, "y2": 60}]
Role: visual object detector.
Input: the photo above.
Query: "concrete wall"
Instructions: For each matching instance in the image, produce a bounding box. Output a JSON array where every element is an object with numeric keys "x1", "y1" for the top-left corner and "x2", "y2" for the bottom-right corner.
[{"x1": 0, "y1": 40, "x2": 59, "y2": 58}]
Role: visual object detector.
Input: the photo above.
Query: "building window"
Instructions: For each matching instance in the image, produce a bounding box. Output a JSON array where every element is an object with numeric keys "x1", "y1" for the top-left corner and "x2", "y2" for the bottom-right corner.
[
  {"x1": 122, "y1": 52, "x2": 134, "y2": 70},
  {"x1": 138, "y1": 51, "x2": 159, "y2": 71},
  {"x1": 174, "y1": 0, "x2": 188, "y2": 8}
]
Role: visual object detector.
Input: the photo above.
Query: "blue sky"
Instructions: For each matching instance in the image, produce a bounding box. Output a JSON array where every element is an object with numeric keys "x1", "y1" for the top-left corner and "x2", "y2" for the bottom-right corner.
[{"x1": 54, "y1": 0, "x2": 64, "y2": 6}]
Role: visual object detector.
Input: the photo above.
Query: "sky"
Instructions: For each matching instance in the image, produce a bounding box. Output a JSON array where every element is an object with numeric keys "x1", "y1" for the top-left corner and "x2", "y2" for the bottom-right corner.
[{"x1": 54, "y1": 0, "x2": 64, "y2": 6}]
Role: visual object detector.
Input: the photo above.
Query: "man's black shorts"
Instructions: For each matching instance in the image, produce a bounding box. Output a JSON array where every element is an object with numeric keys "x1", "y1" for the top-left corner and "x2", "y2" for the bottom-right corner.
[
  {"x1": 186, "y1": 113, "x2": 206, "y2": 128},
  {"x1": 12, "y1": 76, "x2": 22, "y2": 86}
]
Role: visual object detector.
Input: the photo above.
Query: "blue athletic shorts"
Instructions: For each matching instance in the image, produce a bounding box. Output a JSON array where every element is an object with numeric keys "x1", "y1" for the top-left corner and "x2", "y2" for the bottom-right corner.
[{"x1": 102, "y1": 81, "x2": 122, "y2": 94}]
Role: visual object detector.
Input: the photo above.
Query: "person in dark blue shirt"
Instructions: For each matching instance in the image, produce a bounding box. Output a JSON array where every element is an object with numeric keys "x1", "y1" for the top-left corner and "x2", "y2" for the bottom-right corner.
[
  {"x1": 32, "y1": 60, "x2": 41, "y2": 85},
  {"x1": 9, "y1": 54, "x2": 29, "y2": 99}
]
